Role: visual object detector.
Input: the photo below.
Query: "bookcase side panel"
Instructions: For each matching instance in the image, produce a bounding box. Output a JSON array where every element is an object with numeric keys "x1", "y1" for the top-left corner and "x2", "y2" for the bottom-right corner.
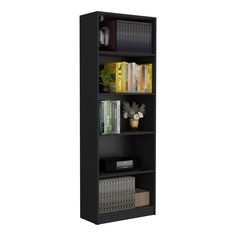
[{"x1": 80, "y1": 13, "x2": 99, "y2": 223}]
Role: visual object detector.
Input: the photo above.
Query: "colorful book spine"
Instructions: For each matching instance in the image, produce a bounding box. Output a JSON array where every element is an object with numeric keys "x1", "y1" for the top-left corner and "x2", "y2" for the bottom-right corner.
[
  {"x1": 130, "y1": 62, "x2": 136, "y2": 92},
  {"x1": 116, "y1": 62, "x2": 122, "y2": 93},
  {"x1": 127, "y1": 63, "x2": 131, "y2": 92},
  {"x1": 121, "y1": 62, "x2": 127, "y2": 92},
  {"x1": 125, "y1": 63, "x2": 129, "y2": 92},
  {"x1": 144, "y1": 65, "x2": 148, "y2": 92},
  {"x1": 147, "y1": 64, "x2": 152, "y2": 93}
]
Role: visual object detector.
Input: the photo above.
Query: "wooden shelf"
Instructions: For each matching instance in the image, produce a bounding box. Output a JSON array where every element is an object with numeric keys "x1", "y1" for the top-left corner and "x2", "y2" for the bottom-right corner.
[
  {"x1": 99, "y1": 168, "x2": 155, "y2": 179},
  {"x1": 97, "y1": 205, "x2": 155, "y2": 224},
  {"x1": 99, "y1": 131, "x2": 155, "y2": 136},
  {"x1": 99, "y1": 51, "x2": 155, "y2": 58}
]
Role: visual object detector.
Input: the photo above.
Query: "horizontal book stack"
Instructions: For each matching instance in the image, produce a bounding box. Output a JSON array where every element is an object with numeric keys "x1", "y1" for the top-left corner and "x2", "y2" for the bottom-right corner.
[
  {"x1": 104, "y1": 62, "x2": 152, "y2": 93},
  {"x1": 99, "y1": 176, "x2": 135, "y2": 214},
  {"x1": 99, "y1": 100, "x2": 120, "y2": 134}
]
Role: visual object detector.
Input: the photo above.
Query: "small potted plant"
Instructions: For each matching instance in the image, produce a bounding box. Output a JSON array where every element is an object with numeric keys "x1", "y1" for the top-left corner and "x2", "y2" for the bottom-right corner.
[
  {"x1": 122, "y1": 101, "x2": 145, "y2": 129},
  {"x1": 99, "y1": 67, "x2": 114, "y2": 92}
]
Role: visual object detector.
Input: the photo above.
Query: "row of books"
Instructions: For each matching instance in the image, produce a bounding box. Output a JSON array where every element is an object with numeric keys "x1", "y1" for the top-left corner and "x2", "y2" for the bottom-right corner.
[
  {"x1": 116, "y1": 20, "x2": 152, "y2": 53},
  {"x1": 104, "y1": 62, "x2": 152, "y2": 93},
  {"x1": 99, "y1": 176, "x2": 135, "y2": 214},
  {"x1": 101, "y1": 20, "x2": 152, "y2": 53},
  {"x1": 99, "y1": 100, "x2": 120, "y2": 135}
]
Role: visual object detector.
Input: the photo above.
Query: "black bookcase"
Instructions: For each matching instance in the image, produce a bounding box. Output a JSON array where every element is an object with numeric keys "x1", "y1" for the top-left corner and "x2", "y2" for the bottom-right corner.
[{"x1": 80, "y1": 11, "x2": 156, "y2": 224}]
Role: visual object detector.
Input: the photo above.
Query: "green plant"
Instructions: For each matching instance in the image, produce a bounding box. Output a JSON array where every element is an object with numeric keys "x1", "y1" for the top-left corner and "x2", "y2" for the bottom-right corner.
[
  {"x1": 99, "y1": 67, "x2": 114, "y2": 87},
  {"x1": 122, "y1": 101, "x2": 146, "y2": 120}
]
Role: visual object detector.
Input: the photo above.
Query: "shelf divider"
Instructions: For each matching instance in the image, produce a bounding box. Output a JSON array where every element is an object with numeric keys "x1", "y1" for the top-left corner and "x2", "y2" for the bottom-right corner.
[
  {"x1": 97, "y1": 205, "x2": 155, "y2": 224},
  {"x1": 99, "y1": 130, "x2": 155, "y2": 136},
  {"x1": 99, "y1": 168, "x2": 155, "y2": 179},
  {"x1": 99, "y1": 50, "x2": 155, "y2": 58}
]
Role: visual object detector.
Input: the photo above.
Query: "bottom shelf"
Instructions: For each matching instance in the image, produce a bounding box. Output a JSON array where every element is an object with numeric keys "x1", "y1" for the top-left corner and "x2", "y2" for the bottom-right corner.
[{"x1": 97, "y1": 205, "x2": 155, "y2": 224}]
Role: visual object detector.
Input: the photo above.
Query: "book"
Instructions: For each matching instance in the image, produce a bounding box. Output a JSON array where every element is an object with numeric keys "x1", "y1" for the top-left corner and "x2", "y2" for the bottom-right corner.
[
  {"x1": 99, "y1": 100, "x2": 120, "y2": 134},
  {"x1": 147, "y1": 64, "x2": 152, "y2": 93},
  {"x1": 116, "y1": 101, "x2": 120, "y2": 133}
]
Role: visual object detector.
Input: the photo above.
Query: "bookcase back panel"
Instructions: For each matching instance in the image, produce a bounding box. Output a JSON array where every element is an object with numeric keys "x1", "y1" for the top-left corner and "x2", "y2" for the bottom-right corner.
[
  {"x1": 119, "y1": 96, "x2": 155, "y2": 132},
  {"x1": 99, "y1": 136, "x2": 135, "y2": 158},
  {"x1": 134, "y1": 135, "x2": 155, "y2": 169},
  {"x1": 99, "y1": 135, "x2": 155, "y2": 170},
  {"x1": 99, "y1": 56, "x2": 125, "y2": 65}
]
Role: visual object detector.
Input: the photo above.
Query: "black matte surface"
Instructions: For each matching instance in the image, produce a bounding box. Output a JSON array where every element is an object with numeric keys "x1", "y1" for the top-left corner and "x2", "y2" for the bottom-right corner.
[
  {"x1": 80, "y1": 12, "x2": 99, "y2": 224},
  {"x1": 80, "y1": 11, "x2": 156, "y2": 224}
]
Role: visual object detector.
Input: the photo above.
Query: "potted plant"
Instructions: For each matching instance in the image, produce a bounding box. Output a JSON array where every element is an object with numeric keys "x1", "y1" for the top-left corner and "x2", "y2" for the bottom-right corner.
[
  {"x1": 122, "y1": 101, "x2": 145, "y2": 129},
  {"x1": 99, "y1": 67, "x2": 114, "y2": 92}
]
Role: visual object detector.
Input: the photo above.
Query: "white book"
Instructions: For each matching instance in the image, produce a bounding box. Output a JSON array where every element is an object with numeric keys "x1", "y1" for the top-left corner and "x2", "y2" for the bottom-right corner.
[
  {"x1": 114, "y1": 101, "x2": 117, "y2": 133},
  {"x1": 144, "y1": 65, "x2": 148, "y2": 92},
  {"x1": 128, "y1": 63, "x2": 132, "y2": 92},
  {"x1": 116, "y1": 101, "x2": 120, "y2": 133},
  {"x1": 137, "y1": 65, "x2": 140, "y2": 92},
  {"x1": 103, "y1": 101, "x2": 107, "y2": 134},
  {"x1": 130, "y1": 62, "x2": 136, "y2": 92}
]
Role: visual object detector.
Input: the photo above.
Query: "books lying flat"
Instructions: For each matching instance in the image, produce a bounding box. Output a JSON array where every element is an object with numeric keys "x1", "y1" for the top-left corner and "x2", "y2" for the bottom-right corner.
[
  {"x1": 99, "y1": 176, "x2": 135, "y2": 214},
  {"x1": 99, "y1": 100, "x2": 120, "y2": 135}
]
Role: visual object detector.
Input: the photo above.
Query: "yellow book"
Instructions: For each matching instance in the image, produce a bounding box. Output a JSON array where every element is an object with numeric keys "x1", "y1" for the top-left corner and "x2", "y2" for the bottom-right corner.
[
  {"x1": 140, "y1": 65, "x2": 144, "y2": 93},
  {"x1": 147, "y1": 64, "x2": 152, "y2": 93},
  {"x1": 116, "y1": 62, "x2": 122, "y2": 93},
  {"x1": 121, "y1": 62, "x2": 128, "y2": 92}
]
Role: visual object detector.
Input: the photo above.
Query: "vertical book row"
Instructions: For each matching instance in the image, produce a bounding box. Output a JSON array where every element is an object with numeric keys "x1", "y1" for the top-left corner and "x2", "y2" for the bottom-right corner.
[
  {"x1": 99, "y1": 100, "x2": 120, "y2": 135},
  {"x1": 116, "y1": 20, "x2": 152, "y2": 53}
]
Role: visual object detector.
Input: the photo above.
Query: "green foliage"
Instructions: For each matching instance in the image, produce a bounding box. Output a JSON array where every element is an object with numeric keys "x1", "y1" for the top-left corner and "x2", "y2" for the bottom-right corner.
[{"x1": 99, "y1": 67, "x2": 114, "y2": 87}]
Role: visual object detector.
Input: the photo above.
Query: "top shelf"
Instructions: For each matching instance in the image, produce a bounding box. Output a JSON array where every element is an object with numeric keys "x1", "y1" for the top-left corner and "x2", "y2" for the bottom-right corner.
[
  {"x1": 99, "y1": 51, "x2": 155, "y2": 58},
  {"x1": 97, "y1": 11, "x2": 156, "y2": 22}
]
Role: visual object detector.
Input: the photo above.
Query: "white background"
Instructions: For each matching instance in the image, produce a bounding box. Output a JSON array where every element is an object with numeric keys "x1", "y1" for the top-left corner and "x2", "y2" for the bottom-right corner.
[{"x1": 0, "y1": 0, "x2": 236, "y2": 235}]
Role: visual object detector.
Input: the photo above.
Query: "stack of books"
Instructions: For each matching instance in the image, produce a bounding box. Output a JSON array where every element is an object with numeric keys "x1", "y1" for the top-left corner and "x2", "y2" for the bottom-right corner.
[
  {"x1": 99, "y1": 176, "x2": 135, "y2": 214},
  {"x1": 104, "y1": 62, "x2": 152, "y2": 93},
  {"x1": 99, "y1": 100, "x2": 120, "y2": 135}
]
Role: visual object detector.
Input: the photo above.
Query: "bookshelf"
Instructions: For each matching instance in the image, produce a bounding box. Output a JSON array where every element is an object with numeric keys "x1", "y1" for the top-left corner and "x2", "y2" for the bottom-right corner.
[{"x1": 80, "y1": 11, "x2": 156, "y2": 224}]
